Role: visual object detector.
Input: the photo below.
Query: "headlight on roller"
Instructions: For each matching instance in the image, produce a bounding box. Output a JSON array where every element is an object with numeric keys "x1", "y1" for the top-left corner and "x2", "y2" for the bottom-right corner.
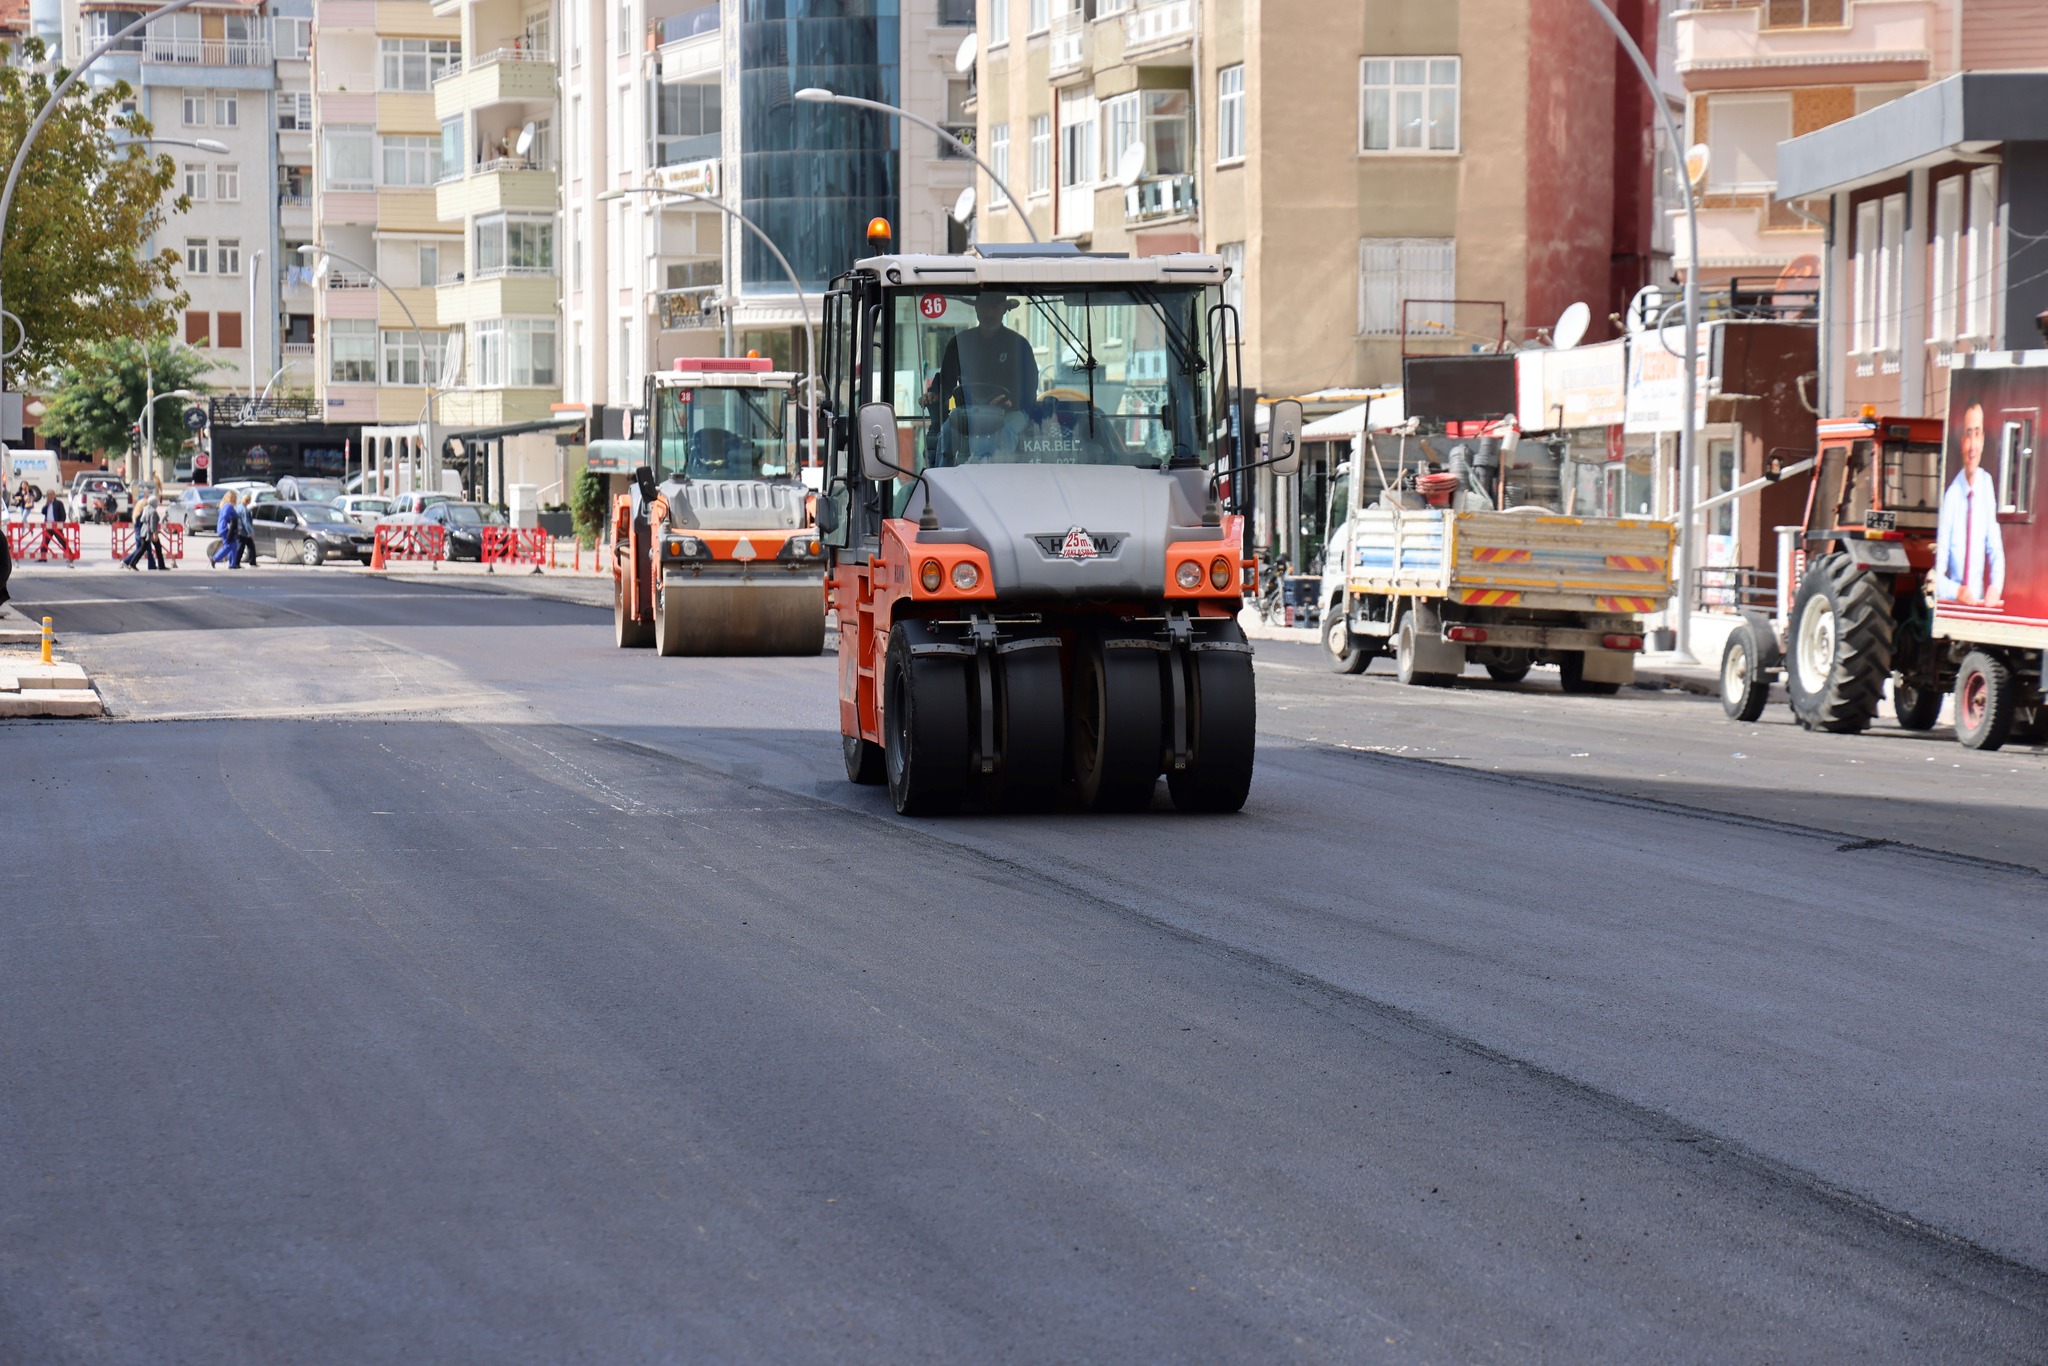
[
  {"x1": 920, "y1": 558, "x2": 944, "y2": 593},
  {"x1": 664, "y1": 534, "x2": 706, "y2": 559},
  {"x1": 950, "y1": 561, "x2": 980, "y2": 592},
  {"x1": 1175, "y1": 560, "x2": 1203, "y2": 590}
]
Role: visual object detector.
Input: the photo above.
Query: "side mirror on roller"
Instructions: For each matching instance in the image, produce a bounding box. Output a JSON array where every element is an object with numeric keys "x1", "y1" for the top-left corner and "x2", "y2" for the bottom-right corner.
[
  {"x1": 1267, "y1": 398, "x2": 1303, "y2": 477},
  {"x1": 858, "y1": 403, "x2": 903, "y2": 482}
]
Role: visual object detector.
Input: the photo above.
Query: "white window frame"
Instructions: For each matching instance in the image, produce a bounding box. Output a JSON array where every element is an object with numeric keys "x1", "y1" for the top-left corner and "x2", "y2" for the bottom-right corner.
[
  {"x1": 214, "y1": 164, "x2": 239, "y2": 201},
  {"x1": 184, "y1": 238, "x2": 209, "y2": 275},
  {"x1": 1358, "y1": 237, "x2": 1455, "y2": 337},
  {"x1": 1103, "y1": 93, "x2": 1139, "y2": 183},
  {"x1": 211, "y1": 89, "x2": 237, "y2": 128},
  {"x1": 217, "y1": 238, "x2": 240, "y2": 275},
  {"x1": 1058, "y1": 91, "x2": 1096, "y2": 188},
  {"x1": 471, "y1": 317, "x2": 557, "y2": 387},
  {"x1": 275, "y1": 16, "x2": 310, "y2": 59},
  {"x1": 1027, "y1": 0, "x2": 1049, "y2": 35},
  {"x1": 278, "y1": 91, "x2": 313, "y2": 131},
  {"x1": 1217, "y1": 64, "x2": 1244, "y2": 164},
  {"x1": 182, "y1": 162, "x2": 208, "y2": 201},
  {"x1": 418, "y1": 243, "x2": 441, "y2": 288},
  {"x1": 1359, "y1": 57, "x2": 1460, "y2": 155},
  {"x1": 379, "y1": 38, "x2": 461, "y2": 93},
  {"x1": 1930, "y1": 176, "x2": 1962, "y2": 345},
  {"x1": 989, "y1": 0, "x2": 1010, "y2": 47},
  {"x1": 1877, "y1": 192, "x2": 1905, "y2": 356},
  {"x1": 182, "y1": 90, "x2": 205, "y2": 126},
  {"x1": 475, "y1": 213, "x2": 556, "y2": 278},
  {"x1": 1964, "y1": 165, "x2": 1999, "y2": 344},
  {"x1": 379, "y1": 134, "x2": 438, "y2": 188},
  {"x1": 321, "y1": 125, "x2": 374, "y2": 191},
  {"x1": 329, "y1": 319, "x2": 377, "y2": 384},
  {"x1": 988, "y1": 122, "x2": 1011, "y2": 207},
  {"x1": 1703, "y1": 91, "x2": 1790, "y2": 193},
  {"x1": 1851, "y1": 198, "x2": 1879, "y2": 356},
  {"x1": 1028, "y1": 114, "x2": 1052, "y2": 197},
  {"x1": 381, "y1": 329, "x2": 449, "y2": 387}
]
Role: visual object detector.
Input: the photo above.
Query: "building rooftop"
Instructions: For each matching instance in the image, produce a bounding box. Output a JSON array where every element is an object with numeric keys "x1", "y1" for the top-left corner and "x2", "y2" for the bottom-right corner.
[{"x1": 1777, "y1": 72, "x2": 2048, "y2": 199}]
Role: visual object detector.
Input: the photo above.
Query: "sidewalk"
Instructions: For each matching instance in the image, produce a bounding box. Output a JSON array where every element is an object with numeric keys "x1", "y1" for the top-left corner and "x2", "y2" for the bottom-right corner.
[{"x1": 0, "y1": 604, "x2": 103, "y2": 716}]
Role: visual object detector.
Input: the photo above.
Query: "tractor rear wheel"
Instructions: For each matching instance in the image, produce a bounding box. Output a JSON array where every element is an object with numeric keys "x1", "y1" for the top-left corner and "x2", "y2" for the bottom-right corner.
[
  {"x1": 884, "y1": 626, "x2": 971, "y2": 815},
  {"x1": 1072, "y1": 636, "x2": 1164, "y2": 811},
  {"x1": 1720, "y1": 620, "x2": 1771, "y2": 722},
  {"x1": 1954, "y1": 650, "x2": 2015, "y2": 751},
  {"x1": 1167, "y1": 626, "x2": 1256, "y2": 813},
  {"x1": 978, "y1": 646, "x2": 1065, "y2": 811},
  {"x1": 613, "y1": 572, "x2": 653, "y2": 648},
  {"x1": 1785, "y1": 553, "x2": 1892, "y2": 733},
  {"x1": 1892, "y1": 679, "x2": 1943, "y2": 731}
]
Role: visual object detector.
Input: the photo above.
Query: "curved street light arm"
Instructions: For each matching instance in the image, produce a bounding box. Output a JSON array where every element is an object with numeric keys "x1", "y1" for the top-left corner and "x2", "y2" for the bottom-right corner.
[
  {"x1": 305, "y1": 244, "x2": 438, "y2": 497},
  {"x1": 0, "y1": 0, "x2": 211, "y2": 395},
  {"x1": 795, "y1": 89, "x2": 1040, "y2": 245}
]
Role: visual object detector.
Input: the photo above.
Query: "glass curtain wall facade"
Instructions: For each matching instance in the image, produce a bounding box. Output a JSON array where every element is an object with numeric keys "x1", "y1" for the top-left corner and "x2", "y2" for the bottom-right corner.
[{"x1": 738, "y1": 0, "x2": 900, "y2": 292}]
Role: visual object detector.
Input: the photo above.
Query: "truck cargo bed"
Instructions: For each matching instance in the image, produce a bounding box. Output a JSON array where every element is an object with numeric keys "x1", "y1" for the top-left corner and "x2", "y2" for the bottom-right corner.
[{"x1": 1346, "y1": 508, "x2": 1673, "y2": 614}]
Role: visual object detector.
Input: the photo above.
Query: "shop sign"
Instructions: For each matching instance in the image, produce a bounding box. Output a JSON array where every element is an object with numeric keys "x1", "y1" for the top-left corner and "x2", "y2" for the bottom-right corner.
[
  {"x1": 1624, "y1": 326, "x2": 1713, "y2": 434},
  {"x1": 1515, "y1": 339, "x2": 1626, "y2": 432}
]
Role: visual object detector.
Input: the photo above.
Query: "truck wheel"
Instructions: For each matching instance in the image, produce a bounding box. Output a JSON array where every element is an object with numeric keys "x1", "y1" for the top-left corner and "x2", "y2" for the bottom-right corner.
[
  {"x1": 613, "y1": 573, "x2": 653, "y2": 648},
  {"x1": 884, "y1": 626, "x2": 971, "y2": 815},
  {"x1": 1720, "y1": 621, "x2": 1771, "y2": 722},
  {"x1": 842, "y1": 730, "x2": 886, "y2": 785},
  {"x1": 1323, "y1": 611, "x2": 1370, "y2": 675},
  {"x1": 1167, "y1": 626, "x2": 1256, "y2": 813},
  {"x1": 1559, "y1": 653, "x2": 1621, "y2": 696},
  {"x1": 1393, "y1": 611, "x2": 1445, "y2": 687},
  {"x1": 1071, "y1": 636, "x2": 1164, "y2": 811},
  {"x1": 1483, "y1": 652, "x2": 1532, "y2": 684},
  {"x1": 1954, "y1": 650, "x2": 2014, "y2": 752},
  {"x1": 978, "y1": 646, "x2": 1065, "y2": 811},
  {"x1": 1785, "y1": 553, "x2": 1891, "y2": 733},
  {"x1": 1892, "y1": 680, "x2": 1942, "y2": 731}
]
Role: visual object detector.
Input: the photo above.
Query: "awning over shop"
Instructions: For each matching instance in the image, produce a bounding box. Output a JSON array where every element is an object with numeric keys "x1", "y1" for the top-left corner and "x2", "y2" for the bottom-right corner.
[
  {"x1": 1777, "y1": 72, "x2": 2048, "y2": 198},
  {"x1": 584, "y1": 439, "x2": 645, "y2": 473},
  {"x1": 437, "y1": 416, "x2": 585, "y2": 443},
  {"x1": 1301, "y1": 390, "x2": 1404, "y2": 439}
]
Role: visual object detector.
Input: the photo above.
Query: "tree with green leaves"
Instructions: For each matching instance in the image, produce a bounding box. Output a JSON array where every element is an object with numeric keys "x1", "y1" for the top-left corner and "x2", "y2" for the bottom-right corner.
[
  {"x1": 40, "y1": 336, "x2": 215, "y2": 465},
  {"x1": 572, "y1": 466, "x2": 608, "y2": 547},
  {"x1": 0, "y1": 38, "x2": 187, "y2": 379}
]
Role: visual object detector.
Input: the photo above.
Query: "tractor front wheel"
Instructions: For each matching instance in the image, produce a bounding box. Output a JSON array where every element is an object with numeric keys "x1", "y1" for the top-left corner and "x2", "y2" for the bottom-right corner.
[
  {"x1": 1720, "y1": 620, "x2": 1772, "y2": 722},
  {"x1": 1785, "y1": 554, "x2": 1892, "y2": 733}
]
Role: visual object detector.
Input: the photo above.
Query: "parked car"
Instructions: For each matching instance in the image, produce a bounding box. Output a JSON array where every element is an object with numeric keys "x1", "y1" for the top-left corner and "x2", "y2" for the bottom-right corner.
[
  {"x1": 176, "y1": 484, "x2": 228, "y2": 532},
  {"x1": 335, "y1": 494, "x2": 393, "y2": 526},
  {"x1": 216, "y1": 480, "x2": 279, "y2": 508},
  {"x1": 381, "y1": 490, "x2": 458, "y2": 518},
  {"x1": 277, "y1": 475, "x2": 343, "y2": 503},
  {"x1": 68, "y1": 473, "x2": 130, "y2": 523},
  {"x1": 405, "y1": 500, "x2": 507, "y2": 561},
  {"x1": 248, "y1": 500, "x2": 377, "y2": 565}
]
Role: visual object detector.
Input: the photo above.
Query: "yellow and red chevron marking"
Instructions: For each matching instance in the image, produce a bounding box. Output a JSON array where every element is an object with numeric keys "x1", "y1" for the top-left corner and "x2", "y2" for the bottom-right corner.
[
  {"x1": 1470, "y1": 546, "x2": 1532, "y2": 565},
  {"x1": 1596, "y1": 596, "x2": 1659, "y2": 613},
  {"x1": 1459, "y1": 588, "x2": 1523, "y2": 607},
  {"x1": 1605, "y1": 554, "x2": 1665, "y2": 573}
]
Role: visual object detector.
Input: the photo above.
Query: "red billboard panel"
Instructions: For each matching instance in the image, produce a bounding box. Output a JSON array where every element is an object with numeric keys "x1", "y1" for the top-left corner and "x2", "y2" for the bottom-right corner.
[{"x1": 1940, "y1": 366, "x2": 2047, "y2": 634}]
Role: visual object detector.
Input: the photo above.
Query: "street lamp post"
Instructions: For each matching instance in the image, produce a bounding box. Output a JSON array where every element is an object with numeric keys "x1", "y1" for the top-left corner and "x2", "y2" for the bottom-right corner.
[
  {"x1": 1580, "y1": 0, "x2": 1700, "y2": 663},
  {"x1": 137, "y1": 384, "x2": 202, "y2": 489},
  {"x1": 792, "y1": 87, "x2": 1039, "y2": 245},
  {"x1": 601, "y1": 184, "x2": 820, "y2": 474},
  {"x1": 0, "y1": 0, "x2": 212, "y2": 402},
  {"x1": 300, "y1": 244, "x2": 437, "y2": 498}
]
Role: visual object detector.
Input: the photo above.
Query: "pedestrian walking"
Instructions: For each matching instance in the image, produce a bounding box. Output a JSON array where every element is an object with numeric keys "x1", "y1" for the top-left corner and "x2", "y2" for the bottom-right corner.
[
  {"x1": 36, "y1": 486, "x2": 66, "y2": 560},
  {"x1": 234, "y1": 496, "x2": 256, "y2": 567},
  {"x1": 125, "y1": 494, "x2": 166, "y2": 571},
  {"x1": 211, "y1": 489, "x2": 240, "y2": 567}
]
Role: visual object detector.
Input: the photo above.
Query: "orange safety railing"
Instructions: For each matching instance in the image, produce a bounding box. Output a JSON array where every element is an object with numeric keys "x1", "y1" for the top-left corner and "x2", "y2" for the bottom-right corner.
[
  {"x1": 7, "y1": 521, "x2": 81, "y2": 561},
  {"x1": 371, "y1": 523, "x2": 447, "y2": 569},
  {"x1": 481, "y1": 527, "x2": 550, "y2": 567},
  {"x1": 110, "y1": 522, "x2": 186, "y2": 563}
]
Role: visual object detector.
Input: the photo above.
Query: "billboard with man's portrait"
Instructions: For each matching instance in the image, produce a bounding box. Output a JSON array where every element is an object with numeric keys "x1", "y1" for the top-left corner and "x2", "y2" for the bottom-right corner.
[{"x1": 1940, "y1": 365, "x2": 2048, "y2": 630}]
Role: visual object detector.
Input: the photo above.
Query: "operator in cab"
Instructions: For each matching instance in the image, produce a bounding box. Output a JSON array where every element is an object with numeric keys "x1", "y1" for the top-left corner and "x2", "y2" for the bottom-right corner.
[{"x1": 924, "y1": 294, "x2": 1039, "y2": 415}]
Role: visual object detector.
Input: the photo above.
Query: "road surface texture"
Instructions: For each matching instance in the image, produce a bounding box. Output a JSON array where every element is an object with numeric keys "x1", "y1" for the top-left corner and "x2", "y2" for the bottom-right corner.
[{"x1": 4, "y1": 565, "x2": 2046, "y2": 1363}]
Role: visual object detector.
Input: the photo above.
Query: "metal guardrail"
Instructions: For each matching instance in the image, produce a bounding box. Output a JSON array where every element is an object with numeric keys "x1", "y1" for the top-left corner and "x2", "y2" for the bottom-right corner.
[
  {"x1": 1693, "y1": 565, "x2": 1779, "y2": 614},
  {"x1": 144, "y1": 37, "x2": 273, "y2": 66}
]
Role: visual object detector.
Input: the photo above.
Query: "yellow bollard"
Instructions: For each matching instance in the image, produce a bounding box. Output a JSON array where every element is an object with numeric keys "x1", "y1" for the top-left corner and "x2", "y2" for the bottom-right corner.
[{"x1": 40, "y1": 615, "x2": 52, "y2": 664}]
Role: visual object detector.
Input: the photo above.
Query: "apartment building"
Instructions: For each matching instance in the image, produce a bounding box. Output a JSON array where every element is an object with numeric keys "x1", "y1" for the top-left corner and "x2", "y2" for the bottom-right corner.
[
  {"x1": 975, "y1": 0, "x2": 1660, "y2": 402},
  {"x1": 71, "y1": 0, "x2": 280, "y2": 394},
  {"x1": 308, "y1": 0, "x2": 461, "y2": 439},
  {"x1": 272, "y1": 0, "x2": 312, "y2": 392},
  {"x1": 561, "y1": 0, "x2": 975, "y2": 450}
]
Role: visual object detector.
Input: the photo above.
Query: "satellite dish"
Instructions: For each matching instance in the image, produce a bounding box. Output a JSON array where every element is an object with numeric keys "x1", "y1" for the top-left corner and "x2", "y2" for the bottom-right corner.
[
  {"x1": 436, "y1": 331, "x2": 464, "y2": 390},
  {"x1": 1115, "y1": 141, "x2": 1146, "y2": 189},
  {"x1": 1552, "y1": 301, "x2": 1590, "y2": 351},
  {"x1": 1684, "y1": 142, "x2": 1710, "y2": 188},
  {"x1": 951, "y1": 186, "x2": 976, "y2": 225},
  {"x1": 953, "y1": 31, "x2": 977, "y2": 75},
  {"x1": 1624, "y1": 285, "x2": 1660, "y2": 334},
  {"x1": 515, "y1": 122, "x2": 536, "y2": 157},
  {"x1": 310, "y1": 255, "x2": 331, "y2": 285}
]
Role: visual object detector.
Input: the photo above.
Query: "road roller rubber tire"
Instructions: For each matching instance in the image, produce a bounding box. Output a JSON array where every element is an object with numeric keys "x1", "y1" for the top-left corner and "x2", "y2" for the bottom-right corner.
[
  {"x1": 843, "y1": 730, "x2": 886, "y2": 785},
  {"x1": 1071, "y1": 635, "x2": 1164, "y2": 811},
  {"x1": 1167, "y1": 627, "x2": 1256, "y2": 814},
  {"x1": 978, "y1": 645, "x2": 1065, "y2": 811},
  {"x1": 884, "y1": 625, "x2": 972, "y2": 816}
]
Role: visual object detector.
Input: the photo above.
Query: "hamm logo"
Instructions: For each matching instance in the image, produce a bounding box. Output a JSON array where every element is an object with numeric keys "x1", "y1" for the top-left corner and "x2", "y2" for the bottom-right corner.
[{"x1": 1032, "y1": 528, "x2": 1124, "y2": 560}]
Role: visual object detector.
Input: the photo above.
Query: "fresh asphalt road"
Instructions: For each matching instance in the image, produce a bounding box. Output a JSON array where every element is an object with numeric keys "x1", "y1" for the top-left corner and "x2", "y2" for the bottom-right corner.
[{"x1": 5, "y1": 567, "x2": 2047, "y2": 1363}]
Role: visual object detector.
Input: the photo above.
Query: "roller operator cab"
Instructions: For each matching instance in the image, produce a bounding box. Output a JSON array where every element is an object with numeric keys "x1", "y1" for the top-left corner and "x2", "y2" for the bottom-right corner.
[
  {"x1": 609, "y1": 356, "x2": 828, "y2": 657},
  {"x1": 816, "y1": 244, "x2": 1296, "y2": 815}
]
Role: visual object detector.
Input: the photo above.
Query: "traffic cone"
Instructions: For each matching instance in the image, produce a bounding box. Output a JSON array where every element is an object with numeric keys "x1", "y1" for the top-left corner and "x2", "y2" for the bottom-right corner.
[{"x1": 370, "y1": 531, "x2": 386, "y2": 571}]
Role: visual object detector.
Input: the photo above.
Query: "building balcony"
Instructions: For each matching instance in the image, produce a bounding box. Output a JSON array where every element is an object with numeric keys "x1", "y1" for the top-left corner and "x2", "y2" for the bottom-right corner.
[
  {"x1": 1122, "y1": 0, "x2": 1194, "y2": 63},
  {"x1": 435, "y1": 274, "x2": 557, "y2": 326},
  {"x1": 1672, "y1": 0, "x2": 1933, "y2": 88},
  {"x1": 1049, "y1": 11, "x2": 1089, "y2": 78},
  {"x1": 434, "y1": 48, "x2": 557, "y2": 121},
  {"x1": 141, "y1": 37, "x2": 273, "y2": 68},
  {"x1": 280, "y1": 342, "x2": 315, "y2": 361},
  {"x1": 1670, "y1": 200, "x2": 1824, "y2": 272},
  {"x1": 1124, "y1": 172, "x2": 1197, "y2": 224},
  {"x1": 436, "y1": 164, "x2": 557, "y2": 222},
  {"x1": 658, "y1": 8, "x2": 720, "y2": 85}
]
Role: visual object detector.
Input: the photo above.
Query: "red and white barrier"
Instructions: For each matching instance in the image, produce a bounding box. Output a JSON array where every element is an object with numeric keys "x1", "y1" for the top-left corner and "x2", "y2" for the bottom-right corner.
[
  {"x1": 482, "y1": 527, "x2": 550, "y2": 567},
  {"x1": 6, "y1": 521, "x2": 81, "y2": 561},
  {"x1": 371, "y1": 523, "x2": 447, "y2": 569},
  {"x1": 109, "y1": 522, "x2": 186, "y2": 563}
]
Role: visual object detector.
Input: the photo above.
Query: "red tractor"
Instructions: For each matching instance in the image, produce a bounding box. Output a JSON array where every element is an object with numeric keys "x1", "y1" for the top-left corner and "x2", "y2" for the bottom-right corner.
[{"x1": 1719, "y1": 411, "x2": 1948, "y2": 732}]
